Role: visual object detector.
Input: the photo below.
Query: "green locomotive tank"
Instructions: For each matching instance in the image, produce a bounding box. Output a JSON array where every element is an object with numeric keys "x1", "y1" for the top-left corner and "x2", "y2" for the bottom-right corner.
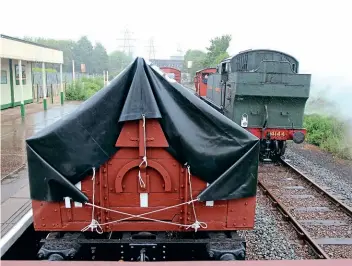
[{"x1": 202, "y1": 49, "x2": 311, "y2": 161}]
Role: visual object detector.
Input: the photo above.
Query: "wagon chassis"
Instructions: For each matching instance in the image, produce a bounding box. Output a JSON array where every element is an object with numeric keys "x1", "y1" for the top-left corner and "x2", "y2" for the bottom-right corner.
[{"x1": 36, "y1": 231, "x2": 246, "y2": 261}]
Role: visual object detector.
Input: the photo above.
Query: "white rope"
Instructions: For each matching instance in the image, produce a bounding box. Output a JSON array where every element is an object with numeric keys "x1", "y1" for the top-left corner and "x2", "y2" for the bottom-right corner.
[
  {"x1": 81, "y1": 167, "x2": 103, "y2": 234},
  {"x1": 138, "y1": 114, "x2": 147, "y2": 188},
  {"x1": 81, "y1": 163, "x2": 206, "y2": 233},
  {"x1": 86, "y1": 199, "x2": 198, "y2": 227},
  {"x1": 185, "y1": 163, "x2": 207, "y2": 232}
]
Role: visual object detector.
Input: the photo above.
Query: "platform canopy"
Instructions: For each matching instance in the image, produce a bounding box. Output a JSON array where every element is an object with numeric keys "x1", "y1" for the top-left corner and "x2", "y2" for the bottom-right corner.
[{"x1": 0, "y1": 34, "x2": 63, "y2": 64}]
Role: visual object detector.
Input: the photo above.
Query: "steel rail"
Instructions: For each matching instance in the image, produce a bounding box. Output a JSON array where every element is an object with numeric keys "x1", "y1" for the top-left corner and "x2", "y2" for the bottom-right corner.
[
  {"x1": 1, "y1": 164, "x2": 26, "y2": 181},
  {"x1": 280, "y1": 158, "x2": 352, "y2": 217},
  {"x1": 257, "y1": 179, "x2": 330, "y2": 259},
  {"x1": 259, "y1": 157, "x2": 352, "y2": 260}
]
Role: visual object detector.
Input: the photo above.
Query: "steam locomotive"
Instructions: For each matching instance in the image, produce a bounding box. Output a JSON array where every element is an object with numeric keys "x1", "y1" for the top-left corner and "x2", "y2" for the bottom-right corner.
[{"x1": 195, "y1": 49, "x2": 311, "y2": 161}]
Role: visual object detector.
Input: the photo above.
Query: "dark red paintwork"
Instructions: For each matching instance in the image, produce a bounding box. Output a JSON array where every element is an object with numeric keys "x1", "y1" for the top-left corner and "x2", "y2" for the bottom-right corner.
[
  {"x1": 160, "y1": 67, "x2": 181, "y2": 83},
  {"x1": 194, "y1": 68, "x2": 216, "y2": 96},
  {"x1": 32, "y1": 118, "x2": 256, "y2": 232}
]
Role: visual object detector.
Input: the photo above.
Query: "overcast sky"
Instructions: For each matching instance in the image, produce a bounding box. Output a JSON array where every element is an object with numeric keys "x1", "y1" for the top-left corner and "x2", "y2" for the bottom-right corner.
[{"x1": 1, "y1": 0, "x2": 351, "y2": 87}]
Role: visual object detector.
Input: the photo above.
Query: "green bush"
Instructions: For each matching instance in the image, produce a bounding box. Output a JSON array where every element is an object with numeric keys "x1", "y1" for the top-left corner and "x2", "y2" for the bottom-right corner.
[
  {"x1": 304, "y1": 114, "x2": 352, "y2": 159},
  {"x1": 65, "y1": 77, "x2": 104, "y2": 101}
]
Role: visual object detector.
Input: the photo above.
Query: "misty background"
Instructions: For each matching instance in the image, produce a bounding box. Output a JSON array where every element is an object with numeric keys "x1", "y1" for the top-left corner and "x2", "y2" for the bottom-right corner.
[{"x1": 1, "y1": 0, "x2": 351, "y2": 152}]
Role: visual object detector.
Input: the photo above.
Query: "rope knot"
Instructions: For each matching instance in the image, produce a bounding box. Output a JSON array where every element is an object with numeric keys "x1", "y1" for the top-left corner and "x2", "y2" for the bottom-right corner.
[
  {"x1": 81, "y1": 167, "x2": 103, "y2": 234},
  {"x1": 139, "y1": 156, "x2": 148, "y2": 168},
  {"x1": 186, "y1": 220, "x2": 208, "y2": 232},
  {"x1": 91, "y1": 167, "x2": 96, "y2": 180},
  {"x1": 81, "y1": 218, "x2": 103, "y2": 234}
]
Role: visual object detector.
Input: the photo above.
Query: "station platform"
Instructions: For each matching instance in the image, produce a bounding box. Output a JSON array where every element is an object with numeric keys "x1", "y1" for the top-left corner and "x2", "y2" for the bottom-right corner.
[{"x1": 1, "y1": 101, "x2": 81, "y2": 237}]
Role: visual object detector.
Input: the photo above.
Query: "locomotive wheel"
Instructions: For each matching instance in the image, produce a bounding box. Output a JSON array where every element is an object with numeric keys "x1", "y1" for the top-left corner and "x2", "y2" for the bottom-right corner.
[
  {"x1": 274, "y1": 140, "x2": 279, "y2": 154},
  {"x1": 279, "y1": 141, "x2": 286, "y2": 156},
  {"x1": 259, "y1": 140, "x2": 286, "y2": 162}
]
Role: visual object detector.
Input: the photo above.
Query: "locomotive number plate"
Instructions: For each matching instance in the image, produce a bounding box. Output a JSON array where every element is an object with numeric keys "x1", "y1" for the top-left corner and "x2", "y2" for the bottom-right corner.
[{"x1": 269, "y1": 131, "x2": 286, "y2": 137}]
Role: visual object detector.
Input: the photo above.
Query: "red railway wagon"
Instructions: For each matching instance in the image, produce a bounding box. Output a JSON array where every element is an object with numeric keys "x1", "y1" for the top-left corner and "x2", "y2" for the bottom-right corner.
[
  {"x1": 194, "y1": 68, "x2": 216, "y2": 96},
  {"x1": 26, "y1": 58, "x2": 259, "y2": 261},
  {"x1": 32, "y1": 119, "x2": 256, "y2": 233},
  {"x1": 160, "y1": 67, "x2": 181, "y2": 83}
]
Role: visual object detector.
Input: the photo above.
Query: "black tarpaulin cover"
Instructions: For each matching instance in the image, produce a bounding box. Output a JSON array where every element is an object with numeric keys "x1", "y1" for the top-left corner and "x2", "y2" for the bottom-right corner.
[{"x1": 26, "y1": 57, "x2": 259, "y2": 203}]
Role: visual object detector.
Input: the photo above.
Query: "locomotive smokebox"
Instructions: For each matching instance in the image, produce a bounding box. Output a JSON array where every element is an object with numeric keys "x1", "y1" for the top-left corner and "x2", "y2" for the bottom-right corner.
[{"x1": 293, "y1": 131, "x2": 305, "y2": 144}]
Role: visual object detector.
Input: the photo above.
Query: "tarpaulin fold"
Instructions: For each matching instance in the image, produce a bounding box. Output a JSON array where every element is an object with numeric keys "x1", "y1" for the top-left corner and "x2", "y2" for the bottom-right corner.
[{"x1": 26, "y1": 57, "x2": 260, "y2": 203}]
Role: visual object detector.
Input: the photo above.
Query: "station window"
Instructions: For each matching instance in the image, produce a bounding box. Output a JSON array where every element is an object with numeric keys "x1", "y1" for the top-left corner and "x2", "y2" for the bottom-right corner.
[
  {"x1": 15, "y1": 64, "x2": 26, "y2": 85},
  {"x1": 1, "y1": 70, "x2": 7, "y2": 84},
  {"x1": 292, "y1": 63, "x2": 296, "y2": 72}
]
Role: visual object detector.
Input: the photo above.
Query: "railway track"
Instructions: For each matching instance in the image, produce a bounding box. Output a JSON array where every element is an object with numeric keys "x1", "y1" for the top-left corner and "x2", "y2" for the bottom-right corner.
[
  {"x1": 258, "y1": 158, "x2": 352, "y2": 259},
  {"x1": 2, "y1": 157, "x2": 352, "y2": 262}
]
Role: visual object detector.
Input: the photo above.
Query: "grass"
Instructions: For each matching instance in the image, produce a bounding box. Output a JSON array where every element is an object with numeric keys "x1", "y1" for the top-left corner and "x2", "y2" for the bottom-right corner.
[
  {"x1": 65, "y1": 77, "x2": 105, "y2": 101},
  {"x1": 304, "y1": 114, "x2": 352, "y2": 160},
  {"x1": 32, "y1": 67, "x2": 57, "y2": 73}
]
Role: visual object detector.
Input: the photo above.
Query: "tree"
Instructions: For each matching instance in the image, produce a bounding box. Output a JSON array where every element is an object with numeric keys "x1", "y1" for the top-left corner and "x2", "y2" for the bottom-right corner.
[
  {"x1": 73, "y1": 36, "x2": 94, "y2": 74},
  {"x1": 23, "y1": 36, "x2": 111, "y2": 74},
  {"x1": 92, "y1": 42, "x2": 109, "y2": 74},
  {"x1": 23, "y1": 37, "x2": 77, "y2": 72},
  {"x1": 108, "y1": 51, "x2": 134, "y2": 76},
  {"x1": 183, "y1": 49, "x2": 206, "y2": 78},
  {"x1": 203, "y1": 35, "x2": 232, "y2": 67}
]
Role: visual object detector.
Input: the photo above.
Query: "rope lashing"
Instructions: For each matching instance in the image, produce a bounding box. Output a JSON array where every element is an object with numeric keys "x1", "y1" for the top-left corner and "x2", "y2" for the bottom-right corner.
[
  {"x1": 81, "y1": 167, "x2": 103, "y2": 234},
  {"x1": 138, "y1": 114, "x2": 147, "y2": 188},
  {"x1": 80, "y1": 156, "x2": 207, "y2": 232},
  {"x1": 185, "y1": 163, "x2": 207, "y2": 232}
]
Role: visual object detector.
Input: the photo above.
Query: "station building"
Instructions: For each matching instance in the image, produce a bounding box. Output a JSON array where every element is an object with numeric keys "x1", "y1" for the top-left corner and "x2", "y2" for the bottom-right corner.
[{"x1": 0, "y1": 34, "x2": 63, "y2": 111}]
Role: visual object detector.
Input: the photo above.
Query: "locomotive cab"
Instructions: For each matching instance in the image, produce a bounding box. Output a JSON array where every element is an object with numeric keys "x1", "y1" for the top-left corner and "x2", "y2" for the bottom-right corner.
[
  {"x1": 194, "y1": 68, "x2": 217, "y2": 96},
  {"x1": 219, "y1": 60, "x2": 230, "y2": 85},
  {"x1": 159, "y1": 67, "x2": 181, "y2": 83}
]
